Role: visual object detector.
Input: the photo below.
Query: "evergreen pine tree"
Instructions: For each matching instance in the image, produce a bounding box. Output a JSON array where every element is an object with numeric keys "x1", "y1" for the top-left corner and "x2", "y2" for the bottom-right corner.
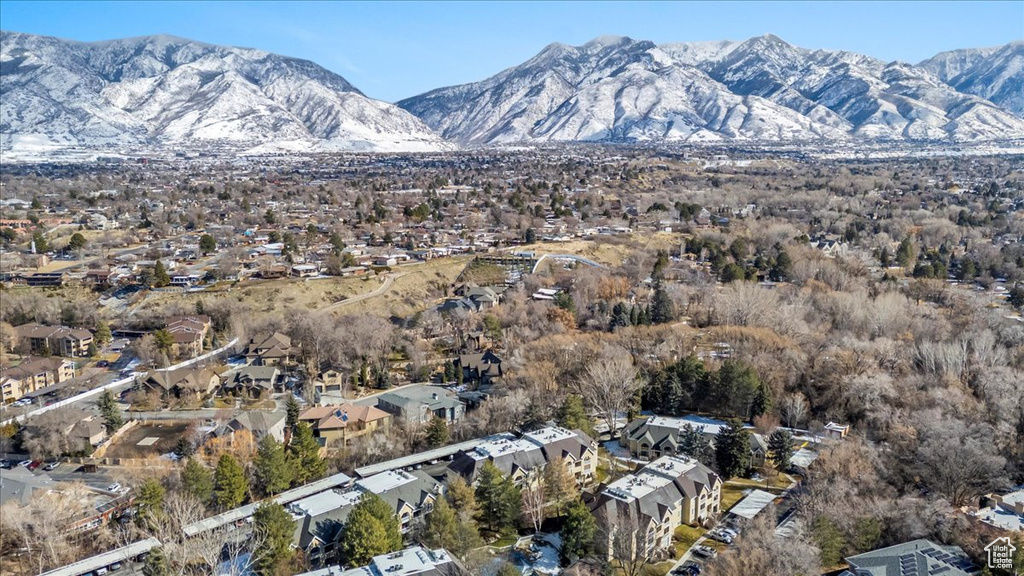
[
  {"x1": 288, "y1": 422, "x2": 326, "y2": 485},
  {"x1": 559, "y1": 498, "x2": 597, "y2": 565},
  {"x1": 136, "y1": 479, "x2": 165, "y2": 527},
  {"x1": 750, "y1": 382, "x2": 772, "y2": 419},
  {"x1": 181, "y1": 458, "x2": 213, "y2": 503},
  {"x1": 252, "y1": 502, "x2": 295, "y2": 576},
  {"x1": 556, "y1": 394, "x2": 594, "y2": 437},
  {"x1": 340, "y1": 493, "x2": 403, "y2": 565},
  {"x1": 96, "y1": 390, "x2": 124, "y2": 432},
  {"x1": 679, "y1": 424, "x2": 714, "y2": 467},
  {"x1": 285, "y1": 395, "x2": 300, "y2": 431},
  {"x1": 213, "y1": 454, "x2": 248, "y2": 509},
  {"x1": 767, "y1": 428, "x2": 794, "y2": 471},
  {"x1": 253, "y1": 435, "x2": 292, "y2": 497},
  {"x1": 474, "y1": 461, "x2": 522, "y2": 534},
  {"x1": 142, "y1": 547, "x2": 170, "y2": 576},
  {"x1": 425, "y1": 416, "x2": 450, "y2": 448},
  {"x1": 714, "y1": 419, "x2": 751, "y2": 479},
  {"x1": 94, "y1": 321, "x2": 112, "y2": 346},
  {"x1": 153, "y1": 260, "x2": 170, "y2": 287}
]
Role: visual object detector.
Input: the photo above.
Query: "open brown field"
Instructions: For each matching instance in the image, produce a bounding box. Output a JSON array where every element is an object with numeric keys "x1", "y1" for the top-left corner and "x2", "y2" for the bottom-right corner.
[
  {"x1": 133, "y1": 255, "x2": 472, "y2": 319},
  {"x1": 103, "y1": 421, "x2": 190, "y2": 459},
  {"x1": 524, "y1": 232, "x2": 683, "y2": 269}
]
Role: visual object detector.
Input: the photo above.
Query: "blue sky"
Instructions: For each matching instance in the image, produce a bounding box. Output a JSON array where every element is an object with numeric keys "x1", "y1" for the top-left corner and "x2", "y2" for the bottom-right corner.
[{"x1": 1, "y1": 1, "x2": 1021, "y2": 102}]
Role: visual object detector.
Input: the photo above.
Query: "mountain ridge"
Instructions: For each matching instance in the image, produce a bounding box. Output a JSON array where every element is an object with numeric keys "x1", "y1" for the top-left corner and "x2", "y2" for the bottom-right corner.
[
  {"x1": 0, "y1": 30, "x2": 450, "y2": 153},
  {"x1": 398, "y1": 35, "x2": 1024, "y2": 145}
]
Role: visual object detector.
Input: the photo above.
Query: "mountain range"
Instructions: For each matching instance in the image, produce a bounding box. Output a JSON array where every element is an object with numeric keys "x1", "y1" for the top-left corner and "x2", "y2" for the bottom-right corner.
[
  {"x1": 2, "y1": 30, "x2": 1022, "y2": 153},
  {"x1": 0, "y1": 31, "x2": 449, "y2": 153},
  {"x1": 398, "y1": 34, "x2": 1024, "y2": 145}
]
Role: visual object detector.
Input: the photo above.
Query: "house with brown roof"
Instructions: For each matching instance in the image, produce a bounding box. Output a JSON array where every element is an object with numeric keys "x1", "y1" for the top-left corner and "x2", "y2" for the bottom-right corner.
[
  {"x1": 165, "y1": 315, "x2": 211, "y2": 359},
  {"x1": 14, "y1": 323, "x2": 94, "y2": 357},
  {"x1": 244, "y1": 332, "x2": 298, "y2": 366},
  {"x1": 141, "y1": 366, "x2": 220, "y2": 402},
  {"x1": 1, "y1": 357, "x2": 75, "y2": 403},
  {"x1": 455, "y1": 350, "x2": 502, "y2": 385},
  {"x1": 299, "y1": 404, "x2": 392, "y2": 446}
]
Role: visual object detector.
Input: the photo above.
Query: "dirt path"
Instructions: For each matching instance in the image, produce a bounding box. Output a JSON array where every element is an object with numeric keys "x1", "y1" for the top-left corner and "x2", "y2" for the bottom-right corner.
[{"x1": 319, "y1": 272, "x2": 400, "y2": 313}]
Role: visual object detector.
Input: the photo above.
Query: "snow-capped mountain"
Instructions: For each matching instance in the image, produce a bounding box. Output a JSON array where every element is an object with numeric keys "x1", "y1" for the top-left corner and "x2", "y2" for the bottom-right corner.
[
  {"x1": 918, "y1": 46, "x2": 1000, "y2": 83},
  {"x1": 928, "y1": 42, "x2": 1024, "y2": 117},
  {"x1": 399, "y1": 35, "x2": 1024, "y2": 145},
  {"x1": 0, "y1": 31, "x2": 451, "y2": 153}
]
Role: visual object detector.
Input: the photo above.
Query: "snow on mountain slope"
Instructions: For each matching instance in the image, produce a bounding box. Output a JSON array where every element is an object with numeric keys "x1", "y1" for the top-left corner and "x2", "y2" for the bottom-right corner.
[
  {"x1": 399, "y1": 36, "x2": 842, "y2": 145},
  {"x1": 0, "y1": 31, "x2": 451, "y2": 152},
  {"x1": 918, "y1": 46, "x2": 1000, "y2": 83},
  {"x1": 400, "y1": 35, "x2": 1024, "y2": 145},
  {"x1": 943, "y1": 42, "x2": 1024, "y2": 117}
]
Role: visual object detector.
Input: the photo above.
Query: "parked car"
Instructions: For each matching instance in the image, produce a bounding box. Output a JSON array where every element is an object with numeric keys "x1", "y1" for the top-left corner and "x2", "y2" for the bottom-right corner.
[
  {"x1": 694, "y1": 545, "x2": 718, "y2": 559},
  {"x1": 673, "y1": 562, "x2": 701, "y2": 575},
  {"x1": 18, "y1": 459, "x2": 33, "y2": 468},
  {"x1": 43, "y1": 461, "x2": 61, "y2": 471},
  {"x1": 95, "y1": 360, "x2": 110, "y2": 368},
  {"x1": 107, "y1": 482, "x2": 122, "y2": 493},
  {"x1": 709, "y1": 530, "x2": 733, "y2": 544},
  {"x1": 27, "y1": 460, "x2": 42, "y2": 471},
  {"x1": 108, "y1": 562, "x2": 122, "y2": 571}
]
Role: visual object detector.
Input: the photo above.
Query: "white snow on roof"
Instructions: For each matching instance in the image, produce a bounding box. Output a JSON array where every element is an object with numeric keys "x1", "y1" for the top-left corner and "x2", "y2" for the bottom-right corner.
[{"x1": 355, "y1": 469, "x2": 417, "y2": 495}]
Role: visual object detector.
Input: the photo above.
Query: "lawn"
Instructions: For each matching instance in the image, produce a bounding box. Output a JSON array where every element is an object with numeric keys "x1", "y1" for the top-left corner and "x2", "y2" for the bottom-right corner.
[
  {"x1": 673, "y1": 524, "x2": 707, "y2": 556},
  {"x1": 720, "y1": 483, "x2": 747, "y2": 512}
]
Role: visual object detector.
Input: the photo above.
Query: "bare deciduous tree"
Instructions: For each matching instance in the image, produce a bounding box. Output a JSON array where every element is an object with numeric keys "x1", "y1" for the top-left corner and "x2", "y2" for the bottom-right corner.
[{"x1": 573, "y1": 346, "x2": 639, "y2": 439}]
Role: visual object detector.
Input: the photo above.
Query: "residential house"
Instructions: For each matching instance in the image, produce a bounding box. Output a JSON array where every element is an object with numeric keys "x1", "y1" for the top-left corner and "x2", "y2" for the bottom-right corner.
[
  {"x1": 70, "y1": 416, "x2": 108, "y2": 446},
  {"x1": 298, "y1": 404, "x2": 392, "y2": 446},
  {"x1": 455, "y1": 350, "x2": 503, "y2": 385},
  {"x1": 623, "y1": 415, "x2": 768, "y2": 470},
  {"x1": 26, "y1": 273, "x2": 67, "y2": 287},
  {"x1": 593, "y1": 456, "x2": 722, "y2": 562},
  {"x1": 14, "y1": 323, "x2": 94, "y2": 357},
  {"x1": 224, "y1": 409, "x2": 286, "y2": 440},
  {"x1": 295, "y1": 547, "x2": 466, "y2": 576},
  {"x1": 376, "y1": 387, "x2": 465, "y2": 425},
  {"x1": 312, "y1": 364, "x2": 346, "y2": 395},
  {"x1": 244, "y1": 332, "x2": 298, "y2": 366},
  {"x1": 223, "y1": 366, "x2": 281, "y2": 398},
  {"x1": 976, "y1": 487, "x2": 1024, "y2": 532},
  {"x1": 1, "y1": 357, "x2": 75, "y2": 403},
  {"x1": 165, "y1": 315, "x2": 211, "y2": 359},
  {"x1": 141, "y1": 367, "x2": 221, "y2": 401},
  {"x1": 838, "y1": 539, "x2": 979, "y2": 576},
  {"x1": 824, "y1": 421, "x2": 850, "y2": 439}
]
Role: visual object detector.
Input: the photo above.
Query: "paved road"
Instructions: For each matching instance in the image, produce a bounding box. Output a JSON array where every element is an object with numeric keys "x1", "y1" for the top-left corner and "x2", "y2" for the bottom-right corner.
[{"x1": 319, "y1": 272, "x2": 399, "y2": 313}]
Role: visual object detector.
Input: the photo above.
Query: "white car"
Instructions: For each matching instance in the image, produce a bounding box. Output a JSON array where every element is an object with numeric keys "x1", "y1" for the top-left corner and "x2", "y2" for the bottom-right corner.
[
  {"x1": 18, "y1": 460, "x2": 33, "y2": 468},
  {"x1": 694, "y1": 545, "x2": 718, "y2": 559},
  {"x1": 107, "y1": 482, "x2": 122, "y2": 493}
]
